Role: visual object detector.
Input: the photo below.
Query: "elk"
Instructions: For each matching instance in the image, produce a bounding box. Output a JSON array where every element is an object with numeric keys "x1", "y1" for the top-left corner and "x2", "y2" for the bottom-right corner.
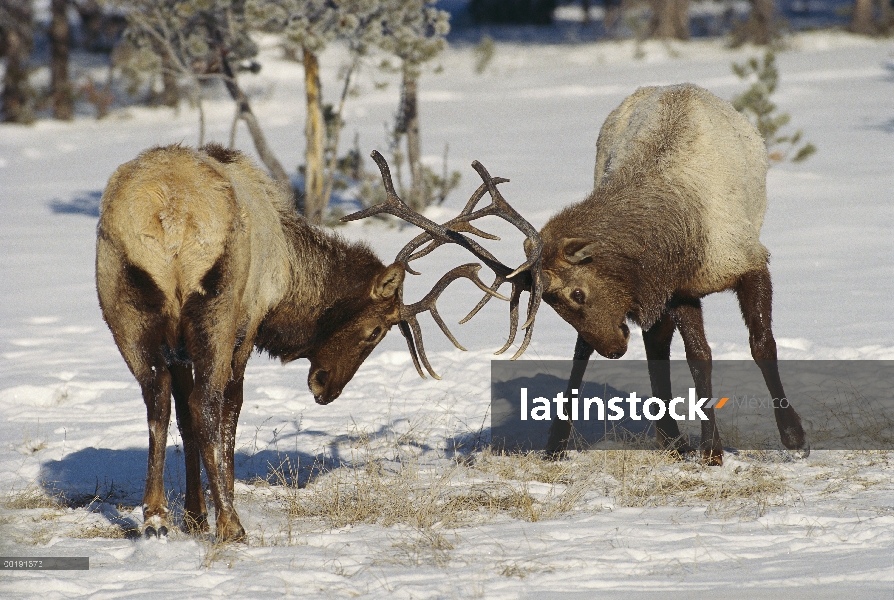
[
  {"x1": 472, "y1": 84, "x2": 809, "y2": 465},
  {"x1": 96, "y1": 143, "x2": 538, "y2": 541}
]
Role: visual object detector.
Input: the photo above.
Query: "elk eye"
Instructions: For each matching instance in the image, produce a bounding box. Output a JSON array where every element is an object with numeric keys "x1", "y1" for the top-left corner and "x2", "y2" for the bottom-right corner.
[
  {"x1": 366, "y1": 326, "x2": 382, "y2": 343},
  {"x1": 571, "y1": 289, "x2": 585, "y2": 305}
]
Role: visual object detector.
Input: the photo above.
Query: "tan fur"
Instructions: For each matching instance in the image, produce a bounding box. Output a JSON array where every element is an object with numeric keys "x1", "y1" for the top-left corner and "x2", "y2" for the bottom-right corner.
[
  {"x1": 97, "y1": 145, "x2": 293, "y2": 340},
  {"x1": 95, "y1": 144, "x2": 404, "y2": 540},
  {"x1": 542, "y1": 85, "x2": 808, "y2": 462},
  {"x1": 593, "y1": 83, "x2": 769, "y2": 295}
]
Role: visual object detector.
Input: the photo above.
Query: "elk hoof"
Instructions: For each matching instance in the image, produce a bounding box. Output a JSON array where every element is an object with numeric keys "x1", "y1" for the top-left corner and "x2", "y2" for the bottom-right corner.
[
  {"x1": 788, "y1": 439, "x2": 810, "y2": 460},
  {"x1": 543, "y1": 436, "x2": 569, "y2": 460},
  {"x1": 780, "y1": 428, "x2": 810, "y2": 459},
  {"x1": 215, "y1": 517, "x2": 246, "y2": 543},
  {"x1": 671, "y1": 441, "x2": 696, "y2": 458},
  {"x1": 183, "y1": 512, "x2": 209, "y2": 534},
  {"x1": 701, "y1": 444, "x2": 724, "y2": 466},
  {"x1": 144, "y1": 525, "x2": 168, "y2": 539}
]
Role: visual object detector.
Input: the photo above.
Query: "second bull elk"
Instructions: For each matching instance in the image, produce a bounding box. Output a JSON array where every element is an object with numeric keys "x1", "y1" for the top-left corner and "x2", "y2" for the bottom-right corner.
[
  {"x1": 471, "y1": 84, "x2": 809, "y2": 465},
  {"x1": 96, "y1": 144, "x2": 540, "y2": 541}
]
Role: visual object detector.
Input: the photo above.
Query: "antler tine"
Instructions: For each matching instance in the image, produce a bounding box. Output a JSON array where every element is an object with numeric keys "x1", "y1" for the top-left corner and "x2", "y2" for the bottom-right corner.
[
  {"x1": 343, "y1": 152, "x2": 510, "y2": 278},
  {"x1": 395, "y1": 179, "x2": 511, "y2": 270},
  {"x1": 343, "y1": 150, "x2": 543, "y2": 371},
  {"x1": 341, "y1": 151, "x2": 454, "y2": 245},
  {"x1": 407, "y1": 217, "x2": 502, "y2": 264},
  {"x1": 448, "y1": 160, "x2": 545, "y2": 360},
  {"x1": 510, "y1": 277, "x2": 543, "y2": 359},
  {"x1": 400, "y1": 263, "x2": 508, "y2": 379},
  {"x1": 396, "y1": 320, "x2": 426, "y2": 378}
]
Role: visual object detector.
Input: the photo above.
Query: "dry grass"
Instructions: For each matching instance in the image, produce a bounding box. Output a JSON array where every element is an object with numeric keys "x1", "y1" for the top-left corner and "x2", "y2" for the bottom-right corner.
[
  {"x1": 474, "y1": 446, "x2": 794, "y2": 518},
  {"x1": 253, "y1": 422, "x2": 803, "y2": 549},
  {"x1": 2, "y1": 483, "x2": 64, "y2": 510},
  {"x1": 275, "y1": 454, "x2": 542, "y2": 530},
  {"x1": 70, "y1": 522, "x2": 131, "y2": 539},
  {"x1": 11, "y1": 417, "x2": 887, "y2": 555}
]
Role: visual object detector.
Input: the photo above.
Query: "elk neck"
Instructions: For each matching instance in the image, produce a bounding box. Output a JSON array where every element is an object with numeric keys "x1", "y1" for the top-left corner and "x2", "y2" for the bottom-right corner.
[
  {"x1": 541, "y1": 168, "x2": 707, "y2": 329},
  {"x1": 253, "y1": 213, "x2": 387, "y2": 362}
]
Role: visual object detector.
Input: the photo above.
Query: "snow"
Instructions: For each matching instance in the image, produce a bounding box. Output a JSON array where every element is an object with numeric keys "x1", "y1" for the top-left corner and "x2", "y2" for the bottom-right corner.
[{"x1": 1, "y1": 30, "x2": 893, "y2": 598}]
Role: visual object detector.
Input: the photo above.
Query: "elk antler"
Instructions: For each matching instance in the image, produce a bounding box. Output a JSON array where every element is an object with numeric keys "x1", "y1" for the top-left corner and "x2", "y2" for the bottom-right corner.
[{"x1": 341, "y1": 151, "x2": 543, "y2": 378}]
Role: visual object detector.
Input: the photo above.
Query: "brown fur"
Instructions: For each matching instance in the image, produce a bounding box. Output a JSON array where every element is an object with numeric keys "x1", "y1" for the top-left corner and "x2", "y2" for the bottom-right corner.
[
  {"x1": 96, "y1": 144, "x2": 406, "y2": 541},
  {"x1": 540, "y1": 84, "x2": 807, "y2": 464}
]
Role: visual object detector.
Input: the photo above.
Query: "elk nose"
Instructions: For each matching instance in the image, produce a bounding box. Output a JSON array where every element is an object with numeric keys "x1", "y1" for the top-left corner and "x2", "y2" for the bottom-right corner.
[
  {"x1": 607, "y1": 351, "x2": 623, "y2": 360},
  {"x1": 309, "y1": 369, "x2": 328, "y2": 396}
]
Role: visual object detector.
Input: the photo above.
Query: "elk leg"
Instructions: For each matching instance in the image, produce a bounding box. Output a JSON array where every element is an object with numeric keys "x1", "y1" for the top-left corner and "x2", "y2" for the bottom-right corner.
[
  {"x1": 187, "y1": 364, "x2": 245, "y2": 542},
  {"x1": 670, "y1": 299, "x2": 723, "y2": 465},
  {"x1": 137, "y1": 358, "x2": 173, "y2": 537},
  {"x1": 222, "y1": 366, "x2": 246, "y2": 500},
  {"x1": 182, "y1": 296, "x2": 245, "y2": 542},
  {"x1": 97, "y1": 257, "x2": 174, "y2": 535},
  {"x1": 735, "y1": 267, "x2": 808, "y2": 453},
  {"x1": 643, "y1": 313, "x2": 694, "y2": 456},
  {"x1": 220, "y1": 338, "x2": 253, "y2": 500},
  {"x1": 545, "y1": 333, "x2": 594, "y2": 458},
  {"x1": 170, "y1": 363, "x2": 208, "y2": 533}
]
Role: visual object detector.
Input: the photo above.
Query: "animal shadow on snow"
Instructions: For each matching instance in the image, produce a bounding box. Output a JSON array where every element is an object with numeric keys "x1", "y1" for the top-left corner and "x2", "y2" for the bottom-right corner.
[
  {"x1": 39, "y1": 444, "x2": 323, "y2": 537},
  {"x1": 49, "y1": 190, "x2": 102, "y2": 217},
  {"x1": 37, "y1": 420, "x2": 453, "y2": 538}
]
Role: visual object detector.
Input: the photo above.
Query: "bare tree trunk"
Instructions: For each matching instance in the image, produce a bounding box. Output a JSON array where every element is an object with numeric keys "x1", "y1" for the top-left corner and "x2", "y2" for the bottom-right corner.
[
  {"x1": 1, "y1": 0, "x2": 35, "y2": 123},
  {"x1": 194, "y1": 87, "x2": 205, "y2": 146},
  {"x1": 218, "y1": 52, "x2": 290, "y2": 187},
  {"x1": 401, "y1": 67, "x2": 423, "y2": 212},
  {"x1": 734, "y1": 0, "x2": 777, "y2": 45},
  {"x1": 850, "y1": 0, "x2": 878, "y2": 34},
  {"x1": 604, "y1": 0, "x2": 623, "y2": 35},
  {"x1": 649, "y1": 0, "x2": 690, "y2": 40},
  {"x1": 303, "y1": 47, "x2": 325, "y2": 225},
  {"x1": 159, "y1": 56, "x2": 180, "y2": 107},
  {"x1": 321, "y1": 59, "x2": 357, "y2": 210},
  {"x1": 50, "y1": 0, "x2": 74, "y2": 120},
  {"x1": 74, "y1": 0, "x2": 102, "y2": 51},
  {"x1": 881, "y1": 0, "x2": 894, "y2": 32},
  {"x1": 751, "y1": 0, "x2": 776, "y2": 44}
]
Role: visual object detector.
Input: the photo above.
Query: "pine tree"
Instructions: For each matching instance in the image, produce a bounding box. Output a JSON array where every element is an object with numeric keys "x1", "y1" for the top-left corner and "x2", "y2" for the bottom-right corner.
[
  {"x1": 107, "y1": 0, "x2": 289, "y2": 185},
  {"x1": 247, "y1": 0, "x2": 390, "y2": 223},
  {"x1": 1, "y1": 0, "x2": 36, "y2": 123},
  {"x1": 732, "y1": 51, "x2": 816, "y2": 163},
  {"x1": 376, "y1": 0, "x2": 452, "y2": 212}
]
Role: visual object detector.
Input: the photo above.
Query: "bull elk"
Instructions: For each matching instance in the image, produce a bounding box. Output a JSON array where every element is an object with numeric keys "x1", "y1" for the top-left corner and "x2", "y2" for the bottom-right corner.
[
  {"x1": 96, "y1": 143, "x2": 539, "y2": 541},
  {"x1": 472, "y1": 84, "x2": 809, "y2": 465}
]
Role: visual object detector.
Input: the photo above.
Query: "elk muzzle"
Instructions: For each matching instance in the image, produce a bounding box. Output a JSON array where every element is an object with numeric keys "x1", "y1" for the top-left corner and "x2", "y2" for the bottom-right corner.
[
  {"x1": 308, "y1": 367, "x2": 342, "y2": 405},
  {"x1": 584, "y1": 322, "x2": 630, "y2": 359}
]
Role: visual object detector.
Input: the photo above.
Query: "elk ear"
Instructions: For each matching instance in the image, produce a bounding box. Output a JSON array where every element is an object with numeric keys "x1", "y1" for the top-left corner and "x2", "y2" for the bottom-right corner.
[
  {"x1": 561, "y1": 238, "x2": 598, "y2": 265},
  {"x1": 372, "y1": 263, "x2": 405, "y2": 300}
]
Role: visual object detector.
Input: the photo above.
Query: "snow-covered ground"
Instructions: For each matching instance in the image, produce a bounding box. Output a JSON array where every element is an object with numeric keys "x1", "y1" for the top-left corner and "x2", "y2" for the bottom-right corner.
[{"x1": 1, "y1": 31, "x2": 892, "y2": 598}]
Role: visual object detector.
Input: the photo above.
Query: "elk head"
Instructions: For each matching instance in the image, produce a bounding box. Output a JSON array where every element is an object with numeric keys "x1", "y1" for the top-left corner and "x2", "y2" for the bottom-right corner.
[
  {"x1": 339, "y1": 151, "x2": 545, "y2": 380},
  {"x1": 539, "y1": 238, "x2": 632, "y2": 359},
  {"x1": 306, "y1": 262, "x2": 406, "y2": 404}
]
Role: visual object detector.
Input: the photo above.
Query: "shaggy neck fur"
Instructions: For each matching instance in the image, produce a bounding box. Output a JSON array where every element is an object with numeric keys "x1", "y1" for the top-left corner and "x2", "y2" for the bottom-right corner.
[
  {"x1": 254, "y1": 213, "x2": 386, "y2": 361},
  {"x1": 542, "y1": 164, "x2": 706, "y2": 329}
]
